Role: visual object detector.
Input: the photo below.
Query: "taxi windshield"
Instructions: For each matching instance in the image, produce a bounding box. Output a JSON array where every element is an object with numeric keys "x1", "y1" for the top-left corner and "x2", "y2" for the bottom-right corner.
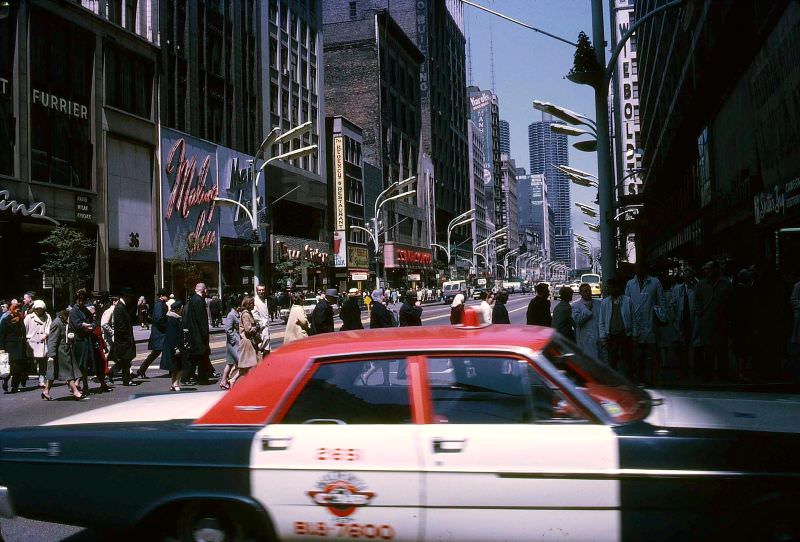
[
  {"x1": 580, "y1": 274, "x2": 600, "y2": 284},
  {"x1": 542, "y1": 339, "x2": 652, "y2": 424}
]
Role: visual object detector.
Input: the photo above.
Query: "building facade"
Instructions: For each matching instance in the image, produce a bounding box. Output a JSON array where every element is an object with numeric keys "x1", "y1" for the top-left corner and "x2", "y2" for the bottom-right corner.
[
  {"x1": 326, "y1": 116, "x2": 369, "y2": 292},
  {"x1": 636, "y1": 0, "x2": 799, "y2": 273},
  {"x1": 529, "y1": 112, "x2": 572, "y2": 266},
  {"x1": 323, "y1": 4, "x2": 433, "y2": 288},
  {"x1": 0, "y1": 0, "x2": 160, "y2": 305},
  {"x1": 468, "y1": 119, "x2": 489, "y2": 275},
  {"x1": 500, "y1": 154, "x2": 519, "y2": 253},
  {"x1": 517, "y1": 172, "x2": 553, "y2": 262},
  {"x1": 383, "y1": 0, "x2": 471, "y2": 245}
]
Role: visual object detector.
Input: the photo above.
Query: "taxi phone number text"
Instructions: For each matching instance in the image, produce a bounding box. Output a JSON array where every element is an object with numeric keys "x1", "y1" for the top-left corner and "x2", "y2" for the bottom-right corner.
[{"x1": 294, "y1": 522, "x2": 395, "y2": 539}]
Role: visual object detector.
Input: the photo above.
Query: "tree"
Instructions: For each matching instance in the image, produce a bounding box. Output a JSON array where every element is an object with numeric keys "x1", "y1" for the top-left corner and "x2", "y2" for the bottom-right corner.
[
  {"x1": 37, "y1": 226, "x2": 95, "y2": 301},
  {"x1": 569, "y1": 31, "x2": 601, "y2": 76}
]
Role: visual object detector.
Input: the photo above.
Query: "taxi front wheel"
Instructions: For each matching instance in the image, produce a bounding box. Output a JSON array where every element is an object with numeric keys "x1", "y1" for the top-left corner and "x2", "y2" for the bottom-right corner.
[{"x1": 173, "y1": 501, "x2": 273, "y2": 542}]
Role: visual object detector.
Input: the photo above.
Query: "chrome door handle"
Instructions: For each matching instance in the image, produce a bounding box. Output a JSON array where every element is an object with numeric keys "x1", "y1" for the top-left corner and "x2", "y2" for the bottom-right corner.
[
  {"x1": 261, "y1": 436, "x2": 292, "y2": 451},
  {"x1": 432, "y1": 438, "x2": 466, "y2": 454}
]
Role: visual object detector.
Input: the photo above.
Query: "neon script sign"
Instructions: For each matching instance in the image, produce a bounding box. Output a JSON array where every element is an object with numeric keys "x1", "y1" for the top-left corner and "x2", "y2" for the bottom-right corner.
[
  {"x1": 165, "y1": 139, "x2": 218, "y2": 256},
  {"x1": 0, "y1": 190, "x2": 60, "y2": 225}
]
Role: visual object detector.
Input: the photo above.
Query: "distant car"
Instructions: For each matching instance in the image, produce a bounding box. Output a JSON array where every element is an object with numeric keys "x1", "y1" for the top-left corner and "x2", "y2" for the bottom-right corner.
[
  {"x1": 4, "y1": 316, "x2": 800, "y2": 541},
  {"x1": 280, "y1": 298, "x2": 339, "y2": 324},
  {"x1": 569, "y1": 281, "x2": 582, "y2": 294},
  {"x1": 472, "y1": 289, "x2": 486, "y2": 300},
  {"x1": 580, "y1": 273, "x2": 602, "y2": 297}
]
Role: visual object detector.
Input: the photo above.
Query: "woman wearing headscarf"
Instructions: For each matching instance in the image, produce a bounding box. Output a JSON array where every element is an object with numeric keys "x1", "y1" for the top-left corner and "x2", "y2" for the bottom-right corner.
[
  {"x1": 450, "y1": 293, "x2": 465, "y2": 325},
  {"x1": 284, "y1": 292, "x2": 311, "y2": 345},
  {"x1": 233, "y1": 296, "x2": 259, "y2": 385},
  {"x1": 220, "y1": 296, "x2": 242, "y2": 389},
  {"x1": 25, "y1": 300, "x2": 52, "y2": 392},
  {"x1": 1, "y1": 302, "x2": 28, "y2": 394},
  {"x1": 46, "y1": 307, "x2": 85, "y2": 400},
  {"x1": 160, "y1": 299, "x2": 185, "y2": 391}
]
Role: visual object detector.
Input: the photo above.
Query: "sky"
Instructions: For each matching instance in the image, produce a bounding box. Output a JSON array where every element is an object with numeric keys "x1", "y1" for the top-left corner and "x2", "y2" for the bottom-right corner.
[{"x1": 464, "y1": 0, "x2": 608, "y2": 252}]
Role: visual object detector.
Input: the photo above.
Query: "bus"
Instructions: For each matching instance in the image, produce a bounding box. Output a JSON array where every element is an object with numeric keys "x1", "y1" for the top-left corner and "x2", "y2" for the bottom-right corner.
[
  {"x1": 442, "y1": 280, "x2": 467, "y2": 304},
  {"x1": 580, "y1": 273, "x2": 602, "y2": 297}
]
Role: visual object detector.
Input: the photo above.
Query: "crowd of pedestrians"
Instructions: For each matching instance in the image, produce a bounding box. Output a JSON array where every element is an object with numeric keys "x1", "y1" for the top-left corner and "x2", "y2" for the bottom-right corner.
[{"x1": 522, "y1": 260, "x2": 800, "y2": 386}]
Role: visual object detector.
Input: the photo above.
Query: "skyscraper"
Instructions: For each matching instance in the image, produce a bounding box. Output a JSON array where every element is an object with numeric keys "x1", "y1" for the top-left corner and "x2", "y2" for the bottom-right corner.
[
  {"x1": 529, "y1": 112, "x2": 572, "y2": 266},
  {"x1": 499, "y1": 119, "x2": 510, "y2": 156}
]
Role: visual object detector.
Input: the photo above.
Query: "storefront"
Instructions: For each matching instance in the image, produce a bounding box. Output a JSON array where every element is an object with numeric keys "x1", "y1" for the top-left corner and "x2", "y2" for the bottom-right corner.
[
  {"x1": 754, "y1": 177, "x2": 800, "y2": 274},
  {"x1": 383, "y1": 242, "x2": 433, "y2": 289}
]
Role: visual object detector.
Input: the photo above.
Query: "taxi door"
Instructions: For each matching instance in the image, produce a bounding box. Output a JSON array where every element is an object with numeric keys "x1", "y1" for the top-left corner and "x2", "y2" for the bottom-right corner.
[
  {"x1": 417, "y1": 355, "x2": 620, "y2": 542},
  {"x1": 249, "y1": 357, "x2": 423, "y2": 542}
]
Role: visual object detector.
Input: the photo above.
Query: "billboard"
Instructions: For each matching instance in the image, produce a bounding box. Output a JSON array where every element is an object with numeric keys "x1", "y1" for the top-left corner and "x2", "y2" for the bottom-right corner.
[
  {"x1": 161, "y1": 128, "x2": 219, "y2": 262},
  {"x1": 333, "y1": 230, "x2": 347, "y2": 268}
]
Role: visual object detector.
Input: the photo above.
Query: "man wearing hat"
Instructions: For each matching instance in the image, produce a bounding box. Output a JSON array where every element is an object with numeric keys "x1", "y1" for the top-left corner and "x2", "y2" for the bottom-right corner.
[
  {"x1": 135, "y1": 288, "x2": 170, "y2": 378},
  {"x1": 310, "y1": 288, "x2": 337, "y2": 335},
  {"x1": 369, "y1": 289, "x2": 395, "y2": 329},
  {"x1": 340, "y1": 288, "x2": 363, "y2": 331},
  {"x1": 111, "y1": 287, "x2": 138, "y2": 386}
]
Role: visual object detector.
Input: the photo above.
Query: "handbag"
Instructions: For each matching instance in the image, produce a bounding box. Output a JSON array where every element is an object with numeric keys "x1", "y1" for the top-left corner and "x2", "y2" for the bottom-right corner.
[{"x1": 0, "y1": 351, "x2": 10, "y2": 378}]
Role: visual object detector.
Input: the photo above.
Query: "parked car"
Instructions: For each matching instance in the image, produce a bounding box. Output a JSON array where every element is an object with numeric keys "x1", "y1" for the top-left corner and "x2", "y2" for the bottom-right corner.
[{"x1": 3, "y1": 312, "x2": 800, "y2": 541}]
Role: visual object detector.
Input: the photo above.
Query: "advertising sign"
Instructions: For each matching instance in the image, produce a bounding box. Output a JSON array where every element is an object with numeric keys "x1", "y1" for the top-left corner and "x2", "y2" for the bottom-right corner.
[
  {"x1": 333, "y1": 136, "x2": 346, "y2": 231},
  {"x1": 161, "y1": 128, "x2": 219, "y2": 262},
  {"x1": 384, "y1": 242, "x2": 433, "y2": 269},
  {"x1": 408, "y1": 273, "x2": 421, "y2": 281},
  {"x1": 351, "y1": 272, "x2": 368, "y2": 281},
  {"x1": 333, "y1": 230, "x2": 347, "y2": 268},
  {"x1": 347, "y1": 246, "x2": 370, "y2": 270}
]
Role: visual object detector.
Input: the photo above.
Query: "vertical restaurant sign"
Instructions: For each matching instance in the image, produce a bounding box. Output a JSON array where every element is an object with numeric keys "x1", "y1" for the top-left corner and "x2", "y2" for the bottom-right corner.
[
  {"x1": 333, "y1": 136, "x2": 347, "y2": 231},
  {"x1": 161, "y1": 128, "x2": 219, "y2": 261}
]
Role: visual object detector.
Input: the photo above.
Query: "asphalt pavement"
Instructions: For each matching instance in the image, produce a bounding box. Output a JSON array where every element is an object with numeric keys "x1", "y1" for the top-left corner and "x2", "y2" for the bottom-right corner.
[{"x1": 0, "y1": 294, "x2": 534, "y2": 542}]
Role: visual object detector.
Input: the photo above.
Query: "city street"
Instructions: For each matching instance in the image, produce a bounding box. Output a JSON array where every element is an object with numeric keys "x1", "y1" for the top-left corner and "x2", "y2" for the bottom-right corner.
[{"x1": 0, "y1": 295, "x2": 534, "y2": 541}]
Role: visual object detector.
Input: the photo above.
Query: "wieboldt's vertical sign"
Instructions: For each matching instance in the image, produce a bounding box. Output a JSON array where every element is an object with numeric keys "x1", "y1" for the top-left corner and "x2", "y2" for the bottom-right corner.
[{"x1": 161, "y1": 128, "x2": 219, "y2": 261}]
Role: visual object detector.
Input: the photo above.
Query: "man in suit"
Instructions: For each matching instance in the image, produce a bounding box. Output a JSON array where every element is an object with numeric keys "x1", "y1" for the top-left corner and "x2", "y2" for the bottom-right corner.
[
  {"x1": 339, "y1": 288, "x2": 364, "y2": 331},
  {"x1": 183, "y1": 283, "x2": 212, "y2": 384},
  {"x1": 135, "y1": 288, "x2": 170, "y2": 378},
  {"x1": 527, "y1": 283, "x2": 552, "y2": 326},
  {"x1": 112, "y1": 287, "x2": 138, "y2": 386},
  {"x1": 310, "y1": 288, "x2": 337, "y2": 335},
  {"x1": 369, "y1": 290, "x2": 395, "y2": 328}
]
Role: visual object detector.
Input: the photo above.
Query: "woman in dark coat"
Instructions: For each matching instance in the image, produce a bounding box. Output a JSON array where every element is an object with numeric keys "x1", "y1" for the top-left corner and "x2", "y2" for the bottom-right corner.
[
  {"x1": 492, "y1": 290, "x2": 511, "y2": 324},
  {"x1": 220, "y1": 299, "x2": 241, "y2": 390},
  {"x1": 46, "y1": 308, "x2": 85, "y2": 400},
  {"x1": 160, "y1": 300, "x2": 184, "y2": 391},
  {"x1": 0, "y1": 302, "x2": 28, "y2": 393}
]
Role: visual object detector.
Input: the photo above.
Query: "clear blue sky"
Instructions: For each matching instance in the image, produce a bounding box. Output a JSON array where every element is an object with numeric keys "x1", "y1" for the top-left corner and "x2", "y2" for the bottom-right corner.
[{"x1": 465, "y1": 0, "x2": 608, "y2": 249}]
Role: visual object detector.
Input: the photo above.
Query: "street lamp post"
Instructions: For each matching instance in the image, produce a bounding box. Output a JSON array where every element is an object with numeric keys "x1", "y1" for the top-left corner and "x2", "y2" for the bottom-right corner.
[
  {"x1": 433, "y1": 209, "x2": 476, "y2": 280},
  {"x1": 214, "y1": 122, "x2": 317, "y2": 289},
  {"x1": 351, "y1": 177, "x2": 416, "y2": 291}
]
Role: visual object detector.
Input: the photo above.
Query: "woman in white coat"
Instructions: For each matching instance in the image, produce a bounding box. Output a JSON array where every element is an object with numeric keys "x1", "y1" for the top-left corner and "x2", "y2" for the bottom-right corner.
[
  {"x1": 24, "y1": 300, "x2": 52, "y2": 398},
  {"x1": 571, "y1": 284, "x2": 600, "y2": 360}
]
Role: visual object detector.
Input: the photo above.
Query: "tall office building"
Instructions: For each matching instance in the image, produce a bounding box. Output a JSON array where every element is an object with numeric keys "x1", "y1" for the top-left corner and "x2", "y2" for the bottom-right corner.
[
  {"x1": 376, "y1": 0, "x2": 470, "y2": 244},
  {"x1": 468, "y1": 86, "x2": 501, "y2": 231},
  {"x1": 517, "y1": 172, "x2": 553, "y2": 261},
  {"x1": 468, "y1": 119, "x2": 489, "y2": 273},
  {"x1": 529, "y1": 112, "x2": 571, "y2": 266},
  {"x1": 500, "y1": 155, "x2": 519, "y2": 252},
  {"x1": 499, "y1": 119, "x2": 510, "y2": 156}
]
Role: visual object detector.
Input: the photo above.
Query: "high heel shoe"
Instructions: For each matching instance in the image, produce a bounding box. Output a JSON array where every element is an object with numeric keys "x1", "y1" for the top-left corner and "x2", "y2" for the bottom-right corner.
[
  {"x1": 170, "y1": 385, "x2": 181, "y2": 392},
  {"x1": 73, "y1": 393, "x2": 87, "y2": 401},
  {"x1": 41, "y1": 392, "x2": 53, "y2": 401}
]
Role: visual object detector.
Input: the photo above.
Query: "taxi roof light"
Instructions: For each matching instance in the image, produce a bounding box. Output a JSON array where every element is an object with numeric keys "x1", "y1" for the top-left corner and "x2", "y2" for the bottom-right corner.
[{"x1": 459, "y1": 307, "x2": 483, "y2": 328}]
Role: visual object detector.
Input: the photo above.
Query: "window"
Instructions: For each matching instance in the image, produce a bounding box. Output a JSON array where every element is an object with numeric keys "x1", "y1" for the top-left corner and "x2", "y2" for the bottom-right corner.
[
  {"x1": 105, "y1": 46, "x2": 154, "y2": 119},
  {"x1": 349, "y1": 1, "x2": 357, "y2": 19},
  {"x1": 427, "y1": 357, "x2": 586, "y2": 424},
  {"x1": 0, "y1": 3, "x2": 17, "y2": 176},
  {"x1": 281, "y1": 359, "x2": 412, "y2": 424},
  {"x1": 30, "y1": 9, "x2": 94, "y2": 189}
]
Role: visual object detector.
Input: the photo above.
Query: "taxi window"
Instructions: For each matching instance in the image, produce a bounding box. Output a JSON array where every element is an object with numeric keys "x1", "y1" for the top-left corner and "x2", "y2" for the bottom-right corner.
[
  {"x1": 427, "y1": 357, "x2": 587, "y2": 424},
  {"x1": 281, "y1": 359, "x2": 411, "y2": 424}
]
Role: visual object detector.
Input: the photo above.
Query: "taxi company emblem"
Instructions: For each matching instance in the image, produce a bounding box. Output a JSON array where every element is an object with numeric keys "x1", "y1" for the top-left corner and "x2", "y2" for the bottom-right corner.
[{"x1": 307, "y1": 472, "x2": 375, "y2": 517}]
